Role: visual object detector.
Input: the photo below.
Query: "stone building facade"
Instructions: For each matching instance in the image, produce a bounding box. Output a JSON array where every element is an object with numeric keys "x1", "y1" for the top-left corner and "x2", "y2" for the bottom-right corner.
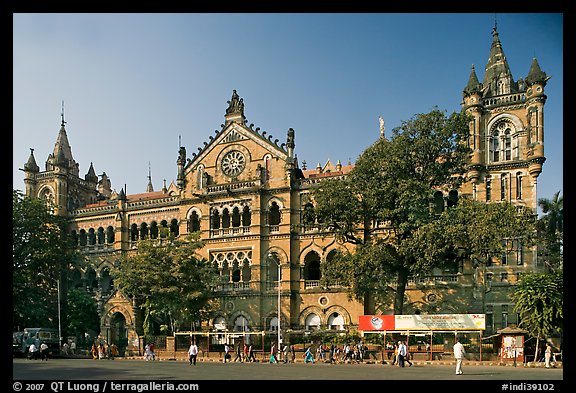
[{"x1": 20, "y1": 27, "x2": 549, "y2": 354}]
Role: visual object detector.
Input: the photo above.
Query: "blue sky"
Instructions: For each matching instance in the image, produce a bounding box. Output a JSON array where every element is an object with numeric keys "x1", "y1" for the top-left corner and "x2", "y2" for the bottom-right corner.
[{"x1": 13, "y1": 13, "x2": 563, "y2": 210}]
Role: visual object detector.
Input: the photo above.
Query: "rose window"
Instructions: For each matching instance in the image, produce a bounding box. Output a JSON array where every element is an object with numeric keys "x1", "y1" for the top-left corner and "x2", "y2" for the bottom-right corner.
[{"x1": 221, "y1": 150, "x2": 246, "y2": 177}]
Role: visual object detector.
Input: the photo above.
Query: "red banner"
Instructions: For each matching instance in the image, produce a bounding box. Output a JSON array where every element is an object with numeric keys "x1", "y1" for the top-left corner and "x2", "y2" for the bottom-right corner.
[{"x1": 358, "y1": 315, "x2": 395, "y2": 331}]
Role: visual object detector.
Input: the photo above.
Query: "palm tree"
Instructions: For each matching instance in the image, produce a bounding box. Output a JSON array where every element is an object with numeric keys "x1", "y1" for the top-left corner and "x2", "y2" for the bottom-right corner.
[{"x1": 537, "y1": 191, "x2": 563, "y2": 271}]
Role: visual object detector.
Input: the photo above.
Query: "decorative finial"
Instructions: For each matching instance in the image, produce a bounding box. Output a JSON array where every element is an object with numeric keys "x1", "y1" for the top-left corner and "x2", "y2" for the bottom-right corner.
[
  {"x1": 379, "y1": 116, "x2": 385, "y2": 138},
  {"x1": 61, "y1": 100, "x2": 66, "y2": 126}
]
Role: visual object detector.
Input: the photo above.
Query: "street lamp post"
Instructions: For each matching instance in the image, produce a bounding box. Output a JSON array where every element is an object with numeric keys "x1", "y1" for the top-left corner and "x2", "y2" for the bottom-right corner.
[
  {"x1": 57, "y1": 279, "x2": 62, "y2": 346},
  {"x1": 269, "y1": 253, "x2": 281, "y2": 353}
]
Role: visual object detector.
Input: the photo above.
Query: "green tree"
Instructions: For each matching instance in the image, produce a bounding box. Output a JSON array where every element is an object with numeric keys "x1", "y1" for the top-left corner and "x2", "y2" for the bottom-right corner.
[
  {"x1": 65, "y1": 288, "x2": 101, "y2": 347},
  {"x1": 313, "y1": 109, "x2": 536, "y2": 314},
  {"x1": 512, "y1": 271, "x2": 563, "y2": 361},
  {"x1": 12, "y1": 190, "x2": 82, "y2": 332},
  {"x1": 537, "y1": 191, "x2": 563, "y2": 271},
  {"x1": 112, "y1": 232, "x2": 220, "y2": 335}
]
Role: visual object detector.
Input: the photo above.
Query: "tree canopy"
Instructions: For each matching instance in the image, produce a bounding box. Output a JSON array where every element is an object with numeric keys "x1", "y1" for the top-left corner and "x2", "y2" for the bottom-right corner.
[
  {"x1": 312, "y1": 109, "x2": 537, "y2": 314},
  {"x1": 12, "y1": 190, "x2": 82, "y2": 332},
  {"x1": 112, "y1": 232, "x2": 220, "y2": 335}
]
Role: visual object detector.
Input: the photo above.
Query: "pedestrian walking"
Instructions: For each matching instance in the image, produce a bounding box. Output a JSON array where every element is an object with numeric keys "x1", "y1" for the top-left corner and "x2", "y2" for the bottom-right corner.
[
  {"x1": 397, "y1": 341, "x2": 407, "y2": 367},
  {"x1": 233, "y1": 343, "x2": 243, "y2": 362},
  {"x1": 270, "y1": 343, "x2": 278, "y2": 363},
  {"x1": 453, "y1": 337, "x2": 466, "y2": 375},
  {"x1": 291, "y1": 344, "x2": 296, "y2": 363},
  {"x1": 40, "y1": 342, "x2": 49, "y2": 361},
  {"x1": 224, "y1": 343, "x2": 231, "y2": 363},
  {"x1": 247, "y1": 344, "x2": 257, "y2": 362},
  {"x1": 545, "y1": 343, "x2": 556, "y2": 368},
  {"x1": 304, "y1": 346, "x2": 315, "y2": 363},
  {"x1": 28, "y1": 342, "x2": 39, "y2": 360},
  {"x1": 404, "y1": 341, "x2": 413, "y2": 367},
  {"x1": 282, "y1": 343, "x2": 289, "y2": 364},
  {"x1": 188, "y1": 341, "x2": 199, "y2": 365}
]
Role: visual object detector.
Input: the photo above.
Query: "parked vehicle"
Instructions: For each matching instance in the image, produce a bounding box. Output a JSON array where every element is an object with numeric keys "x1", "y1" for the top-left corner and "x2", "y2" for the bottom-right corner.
[{"x1": 17, "y1": 328, "x2": 60, "y2": 357}]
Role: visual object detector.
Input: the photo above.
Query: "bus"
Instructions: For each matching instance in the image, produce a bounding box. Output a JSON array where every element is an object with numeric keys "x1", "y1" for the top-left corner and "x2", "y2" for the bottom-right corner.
[{"x1": 18, "y1": 328, "x2": 60, "y2": 357}]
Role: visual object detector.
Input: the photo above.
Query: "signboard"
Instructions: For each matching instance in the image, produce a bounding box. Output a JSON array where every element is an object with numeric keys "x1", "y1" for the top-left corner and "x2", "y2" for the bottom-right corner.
[
  {"x1": 501, "y1": 335, "x2": 524, "y2": 362},
  {"x1": 359, "y1": 314, "x2": 485, "y2": 331},
  {"x1": 359, "y1": 315, "x2": 395, "y2": 331},
  {"x1": 395, "y1": 314, "x2": 485, "y2": 330}
]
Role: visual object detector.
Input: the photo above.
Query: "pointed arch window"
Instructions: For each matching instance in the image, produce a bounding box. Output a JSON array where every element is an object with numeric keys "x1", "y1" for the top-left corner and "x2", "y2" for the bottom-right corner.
[
  {"x1": 269, "y1": 201, "x2": 281, "y2": 226},
  {"x1": 231, "y1": 207, "x2": 241, "y2": 228},
  {"x1": 242, "y1": 205, "x2": 251, "y2": 227},
  {"x1": 500, "y1": 174, "x2": 507, "y2": 201},
  {"x1": 88, "y1": 228, "x2": 96, "y2": 245},
  {"x1": 106, "y1": 226, "x2": 115, "y2": 244},
  {"x1": 491, "y1": 131, "x2": 500, "y2": 162},
  {"x1": 97, "y1": 227, "x2": 105, "y2": 244},
  {"x1": 170, "y1": 219, "x2": 179, "y2": 237},
  {"x1": 150, "y1": 221, "x2": 159, "y2": 239},
  {"x1": 305, "y1": 313, "x2": 321, "y2": 331},
  {"x1": 211, "y1": 209, "x2": 220, "y2": 230},
  {"x1": 504, "y1": 129, "x2": 512, "y2": 161},
  {"x1": 515, "y1": 173, "x2": 523, "y2": 200},
  {"x1": 139, "y1": 223, "x2": 149, "y2": 240},
  {"x1": 189, "y1": 211, "x2": 200, "y2": 232},
  {"x1": 130, "y1": 224, "x2": 138, "y2": 242},
  {"x1": 328, "y1": 312, "x2": 345, "y2": 330},
  {"x1": 221, "y1": 208, "x2": 231, "y2": 229}
]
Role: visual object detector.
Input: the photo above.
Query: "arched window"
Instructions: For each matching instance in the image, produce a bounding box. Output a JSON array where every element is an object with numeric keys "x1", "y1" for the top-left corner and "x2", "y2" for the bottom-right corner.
[
  {"x1": 189, "y1": 211, "x2": 200, "y2": 232},
  {"x1": 328, "y1": 313, "x2": 345, "y2": 330},
  {"x1": 491, "y1": 131, "x2": 500, "y2": 162},
  {"x1": 221, "y1": 208, "x2": 230, "y2": 229},
  {"x1": 150, "y1": 221, "x2": 158, "y2": 239},
  {"x1": 106, "y1": 226, "x2": 115, "y2": 244},
  {"x1": 504, "y1": 129, "x2": 512, "y2": 161},
  {"x1": 231, "y1": 207, "x2": 241, "y2": 227},
  {"x1": 302, "y1": 202, "x2": 316, "y2": 226},
  {"x1": 159, "y1": 220, "x2": 168, "y2": 238},
  {"x1": 269, "y1": 202, "x2": 281, "y2": 226},
  {"x1": 170, "y1": 219, "x2": 179, "y2": 237},
  {"x1": 97, "y1": 227, "x2": 105, "y2": 244},
  {"x1": 516, "y1": 173, "x2": 523, "y2": 200},
  {"x1": 88, "y1": 228, "x2": 96, "y2": 245},
  {"x1": 212, "y1": 209, "x2": 220, "y2": 230},
  {"x1": 304, "y1": 251, "x2": 321, "y2": 281},
  {"x1": 130, "y1": 224, "x2": 138, "y2": 242},
  {"x1": 139, "y1": 223, "x2": 148, "y2": 240},
  {"x1": 242, "y1": 206, "x2": 251, "y2": 227},
  {"x1": 500, "y1": 174, "x2": 507, "y2": 201},
  {"x1": 79, "y1": 229, "x2": 87, "y2": 246},
  {"x1": 305, "y1": 313, "x2": 321, "y2": 331},
  {"x1": 233, "y1": 316, "x2": 249, "y2": 332}
]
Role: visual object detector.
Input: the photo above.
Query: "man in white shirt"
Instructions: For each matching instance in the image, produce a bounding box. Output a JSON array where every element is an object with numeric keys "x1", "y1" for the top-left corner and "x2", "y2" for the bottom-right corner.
[
  {"x1": 188, "y1": 341, "x2": 199, "y2": 365},
  {"x1": 28, "y1": 343, "x2": 38, "y2": 360},
  {"x1": 397, "y1": 341, "x2": 407, "y2": 367},
  {"x1": 453, "y1": 337, "x2": 466, "y2": 375}
]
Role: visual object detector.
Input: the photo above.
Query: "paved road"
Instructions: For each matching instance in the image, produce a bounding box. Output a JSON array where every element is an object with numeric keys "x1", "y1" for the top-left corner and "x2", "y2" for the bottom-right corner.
[{"x1": 13, "y1": 358, "x2": 563, "y2": 383}]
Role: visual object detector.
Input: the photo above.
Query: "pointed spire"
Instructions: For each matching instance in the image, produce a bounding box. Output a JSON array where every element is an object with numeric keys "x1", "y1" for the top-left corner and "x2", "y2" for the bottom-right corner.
[
  {"x1": 146, "y1": 161, "x2": 154, "y2": 192},
  {"x1": 85, "y1": 162, "x2": 98, "y2": 183},
  {"x1": 24, "y1": 148, "x2": 40, "y2": 172},
  {"x1": 483, "y1": 25, "x2": 514, "y2": 97},
  {"x1": 525, "y1": 57, "x2": 549, "y2": 86},
  {"x1": 464, "y1": 64, "x2": 481, "y2": 95},
  {"x1": 162, "y1": 179, "x2": 167, "y2": 193},
  {"x1": 379, "y1": 116, "x2": 385, "y2": 139}
]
